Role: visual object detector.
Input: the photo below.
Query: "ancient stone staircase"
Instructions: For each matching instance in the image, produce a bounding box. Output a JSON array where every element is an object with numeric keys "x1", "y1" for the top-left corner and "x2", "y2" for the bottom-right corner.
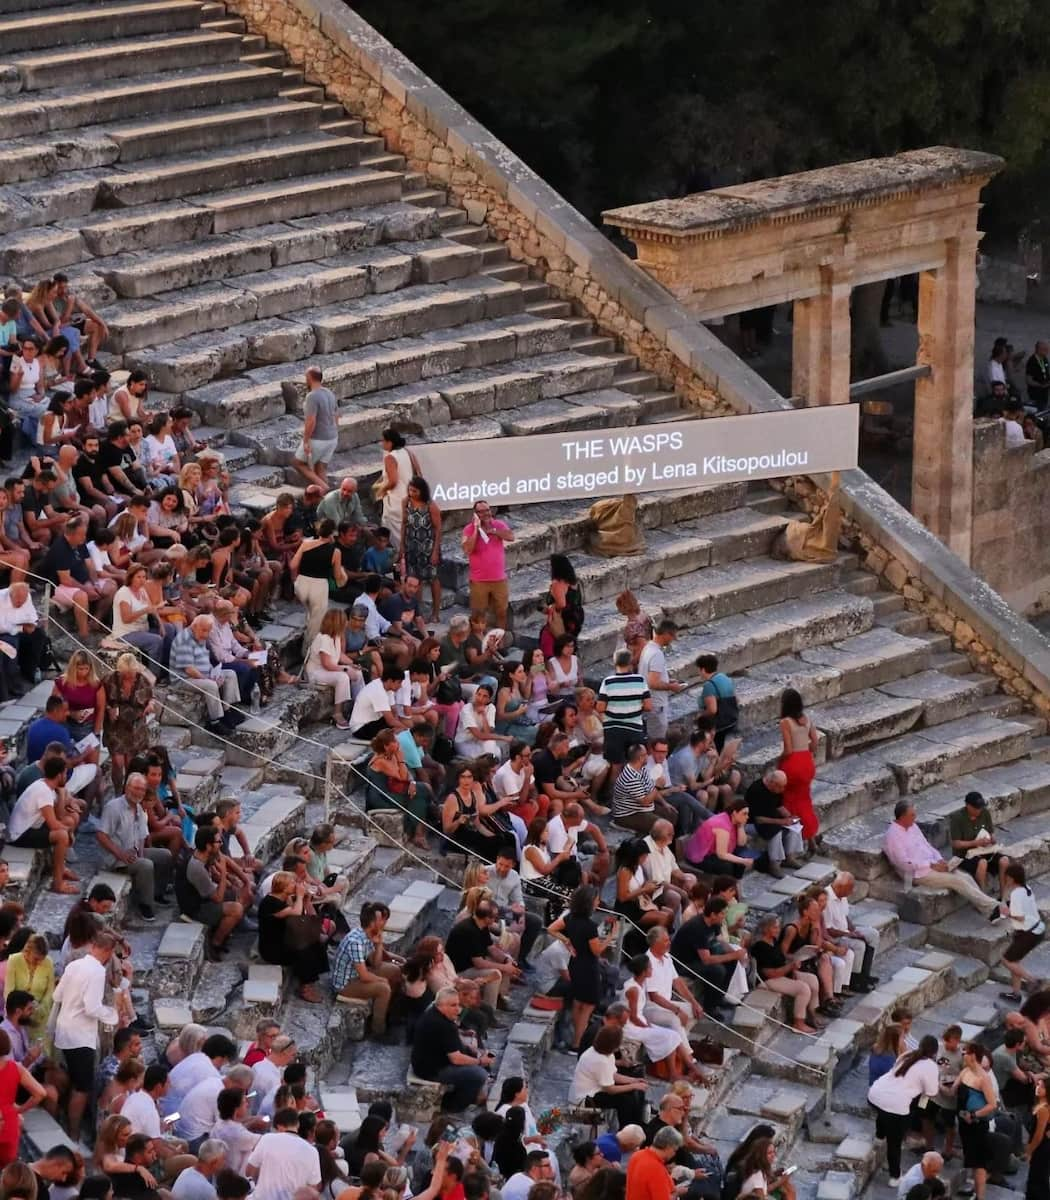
[{"x1": 2, "y1": 2, "x2": 1047, "y2": 1192}]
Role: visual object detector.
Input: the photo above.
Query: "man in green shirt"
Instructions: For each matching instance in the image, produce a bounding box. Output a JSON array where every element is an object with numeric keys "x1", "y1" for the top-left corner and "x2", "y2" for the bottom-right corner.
[
  {"x1": 948, "y1": 791, "x2": 1009, "y2": 897},
  {"x1": 317, "y1": 477, "x2": 368, "y2": 529}
]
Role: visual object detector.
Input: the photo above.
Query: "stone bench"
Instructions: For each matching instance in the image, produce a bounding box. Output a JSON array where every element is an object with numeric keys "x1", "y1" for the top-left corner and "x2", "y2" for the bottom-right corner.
[
  {"x1": 232, "y1": 963, "x2": 286, "y2": 1038},
  {"x1": 234, "y1": 790, "x2": 308, "y2": 863},
  {"x1": 21, "y1": 1106, "x2": 77, "y2": 1156},
  {"x1": 319, "y1": 1085, "x2": 363, "y2": 1137},
  {"x1": 154, "y1": 1000, "x2": 194, "y2": 1032},
  {"x1": 327, "y1": 836, "x2": 379, "y2": 895},
  {"x1": 382, "y1": 880, "x2": 445, "y2": 952},
  {"x1": 402, "y1": 1070, "x2": 448, "y2": 1122},
  {"x1": 3, "y1": 845, "x2": 45, "y2": 906},
  {"x1": 334, "y1": 993, "x2": 373, "y2": 1042},
  {"x1": 151, "y1": 919, "x2": 206, "y2": 997}
]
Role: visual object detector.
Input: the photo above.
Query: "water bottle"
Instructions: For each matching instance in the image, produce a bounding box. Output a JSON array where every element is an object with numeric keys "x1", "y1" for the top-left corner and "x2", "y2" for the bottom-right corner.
[{"x1": 250, "y1": 683, "x2": 261, "y2": 715}]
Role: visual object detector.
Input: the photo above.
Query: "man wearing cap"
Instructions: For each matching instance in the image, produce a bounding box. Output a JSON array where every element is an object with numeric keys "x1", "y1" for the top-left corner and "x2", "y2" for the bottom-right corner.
[{"x1": 949, "y1": 791, "x2": 1010, "y2": 897}]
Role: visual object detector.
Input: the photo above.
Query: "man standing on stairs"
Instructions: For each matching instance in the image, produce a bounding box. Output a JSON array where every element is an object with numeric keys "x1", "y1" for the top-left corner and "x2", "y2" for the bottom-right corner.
[
  {"x1": 883, "y1": 799, "x2": 999, "y2": 918},
  {"x1": 638, "y1": 621, "x2": 686, "y2": 743},
  {"x1": 462, "y1": 501, "x2": 513, "y2": 631},
  {"x1": 823, "y1": 872, "x2": 880, "y2": 994},
  {"x1": 293, "y1": 368, "x2": 338, "y2": 492}
]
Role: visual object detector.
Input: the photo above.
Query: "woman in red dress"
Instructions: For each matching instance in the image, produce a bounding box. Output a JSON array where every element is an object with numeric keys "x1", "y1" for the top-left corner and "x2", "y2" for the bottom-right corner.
[
  {"x1": 779, "y1": 688, "x2": 821, "y2": 854},
  {"x1": 0, "y1": 1027, "x2": 47, "y2": 1165}
]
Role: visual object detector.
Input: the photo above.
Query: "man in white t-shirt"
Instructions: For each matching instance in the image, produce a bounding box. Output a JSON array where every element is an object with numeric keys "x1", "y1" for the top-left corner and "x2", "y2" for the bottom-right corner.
[
  {"x1": 246, "y1": 1108, "x2": 321, "y2": 1200},
  {"x1": 123, "y1": 1061, "x2": 195, "y2": 1170},
  {"x1": 179, "y1": 1063, "x2": 253, "y2": 1149},
  {"x1": 168, "y1": 1034, "x2": 237, "y2": 1109},
  {"x1": 546, "y1": 803, "x2": 609, "y2": 886},
  {"x1": 7, "y1": 756, "x2": 76, "y2": 895},
  {"x1": 823, "y1": 872, "x2": 880, "y2": 994},
  {"x1": 348, "y1": 666, "x2": 407, "y2": 739},
  {"x1": 637, "y1": 620, "x2": 686, "y2": 741},
  {"x1": 210, "y1": 1085, "x2": 263, "y2": 1174}
]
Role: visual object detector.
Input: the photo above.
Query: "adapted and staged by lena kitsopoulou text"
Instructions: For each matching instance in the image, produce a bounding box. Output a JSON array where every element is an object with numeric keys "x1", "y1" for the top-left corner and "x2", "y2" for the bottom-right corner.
[{"x1": 415, "y1": 405, "x2": 859, "y2": 510}]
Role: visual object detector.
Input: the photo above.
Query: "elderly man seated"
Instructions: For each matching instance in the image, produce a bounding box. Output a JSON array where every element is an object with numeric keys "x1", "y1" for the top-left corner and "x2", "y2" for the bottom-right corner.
[
  {"x1": 883, "y1": 799, "x2": 998, "y2": 917},
  {"x1": 97, "y1": 771, "x2": 174, "y2": 923},
  {"x1": 0, "y1": 581, "x2": 46, "y2": 698},
  {"x1": 169, "y1": 614, "x2": 245, "y2": 736},
  {"x1": 410, "y1": 986, "x2": 494, "y2": 1113}
]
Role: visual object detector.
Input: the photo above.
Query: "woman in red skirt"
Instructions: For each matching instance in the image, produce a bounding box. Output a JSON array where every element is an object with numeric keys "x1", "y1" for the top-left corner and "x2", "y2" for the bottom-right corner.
[{"x1": 779, "y1": 688, "x2": 821, "y2": 855}]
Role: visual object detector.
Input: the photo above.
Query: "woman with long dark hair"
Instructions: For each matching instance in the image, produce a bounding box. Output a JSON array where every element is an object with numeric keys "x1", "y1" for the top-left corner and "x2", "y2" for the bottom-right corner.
[
  {"x1": 492, "y1": 1105, "x2": 528, "y2": 1178},
  {"x1": 539, "y1": 554, "x2": 584, "y2": 659},
  {"x1": 867, "y1": 1035, "x2": 940, "y2": 1185},
  {"x1": 400, "y1": 475, "x2": 442, "y2": 622},
  {"x1": 778, "y1": 687, "x2": 820, "y2": 853}
]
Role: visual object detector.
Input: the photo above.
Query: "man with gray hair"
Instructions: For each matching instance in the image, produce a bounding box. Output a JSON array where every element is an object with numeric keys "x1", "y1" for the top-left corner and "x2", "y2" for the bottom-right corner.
[
  {"x1": 172, "y1": 1138, "x2": 226, "y2": 1198},
  {"x1": 179, "y1": 1062, "x2": 254, "y2": 1151},
  {"x1": 824, "y1": 872, "x2": 880, "y2": 993},
  {"x1": 627, "y1": 1125, "x2": 682, "y2": 1200},
  {"x1": 744, "y1": 768, "x2": 804, "y2": 877},
  {"x1": 96, "y1": 771, "x2": 173, "y2": 923},
  {"x1": 895, "y1": 1151, "x2": 943, "y2": 1199},
  {"x1": 169, "y1": 614, "x2": 244, "y2": 735},
  {"x1": 410, "y1": 986, "x2": 494, "y2": 1112},
  {"x1": 884, "y1": 799, "x2": 997, "y2": 917}
]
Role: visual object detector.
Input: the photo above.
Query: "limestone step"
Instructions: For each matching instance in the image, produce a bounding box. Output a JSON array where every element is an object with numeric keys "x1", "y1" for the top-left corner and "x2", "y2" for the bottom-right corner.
[
  {"x1": 200, "y1": 166, "x2": 404, "y2": 233},
  {"x1": 300, "y1": 274, "x2": 523, "y2": 355},
  {"x1": 442, "y1": 497, "x2": 784, "y2": 594},
  {"x1": 194, "y1": 686, "x2": 326, "y2": 767},
  {"x1": 6, "y1": 63, "x2": 283, "y2": 149},
  {"x1": 0, "y1": 0, "x2": 204, "y2": 53},
  {"x1": 104, "y1": 97, "x2": 325, "y2": 162},
  {"x1": 97, "y1": 131, "x2": 365, "y2": 207},
  {"x1": 730, "y1": 627, "x2": 935, "y2": 730},
  {"x1": 8, "y1": 29, "x2": 244, "y2": 92}
]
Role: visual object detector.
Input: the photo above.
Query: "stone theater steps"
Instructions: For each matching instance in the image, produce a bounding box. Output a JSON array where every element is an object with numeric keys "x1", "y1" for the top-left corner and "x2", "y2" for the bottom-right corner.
[{"x1": 6, "y1": 1, "x2": 1050, "y2": 1152}]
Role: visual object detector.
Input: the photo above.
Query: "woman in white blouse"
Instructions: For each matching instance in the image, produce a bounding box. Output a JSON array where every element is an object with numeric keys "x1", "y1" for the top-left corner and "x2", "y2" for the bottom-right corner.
[
  {"x1": 546, "y1": 635, "x2": 580, "y2": 701},
  {"x1": 305, "y1": 608, "x2": 363, "y2": 729},
  {"x1": 455, "y1": 683, "x2": 511, "y2": 760}
]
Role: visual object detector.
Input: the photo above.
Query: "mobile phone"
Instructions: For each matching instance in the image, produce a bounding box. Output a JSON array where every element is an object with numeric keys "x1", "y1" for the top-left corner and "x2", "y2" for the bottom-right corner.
[
  {"x1": 246, "y1": 1091, "x2": 257, "y2": 1100},
  {"x1": 781, "y1": 1167, "x2": 797, "y2": 1177},
  {"x1": 163, "y1": 1112, "x2": 180, "y2": 1125},
  {"x1": 440, "y1": 1128, "x2": 458, "y2": 1143}
]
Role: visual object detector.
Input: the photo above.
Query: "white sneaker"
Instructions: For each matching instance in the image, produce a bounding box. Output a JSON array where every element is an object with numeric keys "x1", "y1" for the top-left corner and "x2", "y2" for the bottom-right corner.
[{"x1": 888, "y1": 1179, "x2": 900, "y2": 1188}]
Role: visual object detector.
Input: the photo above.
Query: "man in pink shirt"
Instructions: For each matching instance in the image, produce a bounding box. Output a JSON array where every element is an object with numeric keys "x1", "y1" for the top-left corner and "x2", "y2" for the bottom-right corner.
[
  {"x1": 461, "y1": 500, "x2": 514, "y2": 628},
  {"x1": 883, "y1": 798, "x2": 998, "y2": 916}
]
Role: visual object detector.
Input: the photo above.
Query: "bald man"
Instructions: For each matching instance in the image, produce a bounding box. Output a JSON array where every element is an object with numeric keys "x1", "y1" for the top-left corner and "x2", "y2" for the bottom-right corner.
[
  {"x1": 824, "y1": 872, "x2": 879, "y2": 993},
  {"x1": 743, "y1": 769, "x2": 804, "y2": 877}
]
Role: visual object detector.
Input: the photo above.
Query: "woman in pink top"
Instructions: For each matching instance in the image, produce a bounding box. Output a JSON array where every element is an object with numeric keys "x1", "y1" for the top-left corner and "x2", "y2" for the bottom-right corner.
[{"x1": 684, "y1": 799, "x2": 756, "y2": 879}]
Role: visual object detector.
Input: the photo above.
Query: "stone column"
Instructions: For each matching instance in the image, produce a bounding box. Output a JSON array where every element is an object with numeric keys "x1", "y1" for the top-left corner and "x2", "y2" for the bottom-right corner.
[
  {"x1": 791, "y1": 266, "x2": 852, "y2": 405},
  {"x1": 912, "y1": 232, "x2": 979, "y2": 562}
]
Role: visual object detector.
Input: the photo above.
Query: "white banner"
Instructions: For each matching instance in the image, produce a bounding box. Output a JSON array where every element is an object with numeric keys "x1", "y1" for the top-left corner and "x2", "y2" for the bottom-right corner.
[{"x1": 413, "y1": 404, "x2": 858, "y2": 509}]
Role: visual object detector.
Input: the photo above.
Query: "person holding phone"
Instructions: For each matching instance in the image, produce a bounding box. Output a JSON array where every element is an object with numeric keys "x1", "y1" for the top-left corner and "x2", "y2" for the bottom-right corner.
[
  {"x1": 736, "y1": 1137, "x2": 796, "y2": 1200},
  {"x1": 461, "y1": 501, "x2": 513, "y2": 629}
]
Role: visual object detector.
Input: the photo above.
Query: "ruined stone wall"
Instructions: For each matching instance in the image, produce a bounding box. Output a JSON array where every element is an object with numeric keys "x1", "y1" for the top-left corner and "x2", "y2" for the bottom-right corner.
[
  {"x1": 971, "y1": 419, "x2": 1050, "y2": 614},
  {"x1": 224, "y1": 0, "x2": 735, "y2": 416},
  {"x1": 781, "y1": 475, "x2": 1050, "y2": 719}
]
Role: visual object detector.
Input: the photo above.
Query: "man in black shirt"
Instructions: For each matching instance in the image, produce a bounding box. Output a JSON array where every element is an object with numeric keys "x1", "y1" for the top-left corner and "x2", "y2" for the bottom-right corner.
[
  {"x1": 108, "y1": 1134, "x2": 158, "y2": 1199},
  {"x1": 444, "y1": 900, "x2": 520, "y2": 1004},
  {"x1": 532, "y1": 733, "x2": 591, "y2": 812},
  {"x1": 1027, "y1": 340, "x2": 1050, "y2": 410},
  {"x1": 669, "y1": 898, "x2": 747, "y2": 1015},
  {"x1": 329, "y1": 522, "x2": 370, "y2": 602},
  {"x1": 99, "y1": 422, "x2": 147, "y2": 495},
  {"x1": 744, "y1": 770, "x2": 804, "y2": 877},
  {"x1": 41, "y1": 516, "x2": 115, "y2": 636},
  {"x1": 28, "y1": 1146, "x2": 81, "y2": 1200},
  {"x1": 75, "y1": 433, "x2": 119, "y2": 517},
  {"x1": 411, "y1": 987, "x2": 494, "y2": 1111}
]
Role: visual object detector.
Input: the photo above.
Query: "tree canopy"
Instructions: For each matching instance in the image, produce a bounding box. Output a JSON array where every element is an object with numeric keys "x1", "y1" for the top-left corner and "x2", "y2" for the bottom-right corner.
[{"x1": 353, "y1": 0, "x2": 1050, "y2": 241}]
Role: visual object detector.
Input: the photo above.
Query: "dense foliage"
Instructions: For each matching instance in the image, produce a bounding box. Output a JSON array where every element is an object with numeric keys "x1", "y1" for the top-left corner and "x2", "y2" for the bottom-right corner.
[{"x1": 352, "y1": 0, "x2": 1050, "y2": 241}]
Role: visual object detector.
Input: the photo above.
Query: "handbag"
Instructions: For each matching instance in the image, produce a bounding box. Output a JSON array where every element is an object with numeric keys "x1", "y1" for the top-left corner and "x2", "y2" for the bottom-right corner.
[
  {"x1": 691, "y1": 1036, "x2": 724, "y2": 1065},
  {"x1": 547, "y1": 607, "x2": 566, "y2": 639},
  {"x1": 284, "y1": 913, "x2": 324, "y2": 951}
]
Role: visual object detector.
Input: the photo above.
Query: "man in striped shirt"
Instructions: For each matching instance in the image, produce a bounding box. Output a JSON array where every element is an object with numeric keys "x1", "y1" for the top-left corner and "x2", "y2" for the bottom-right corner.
[{"x1": 596, "y1": 650, "x2": 652, "y2": 785}]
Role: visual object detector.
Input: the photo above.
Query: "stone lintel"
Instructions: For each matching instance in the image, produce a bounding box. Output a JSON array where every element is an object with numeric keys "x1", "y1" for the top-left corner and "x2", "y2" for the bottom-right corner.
[{"x1": 603, "y1": 148, "x2": 1004, "y2": 241}]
